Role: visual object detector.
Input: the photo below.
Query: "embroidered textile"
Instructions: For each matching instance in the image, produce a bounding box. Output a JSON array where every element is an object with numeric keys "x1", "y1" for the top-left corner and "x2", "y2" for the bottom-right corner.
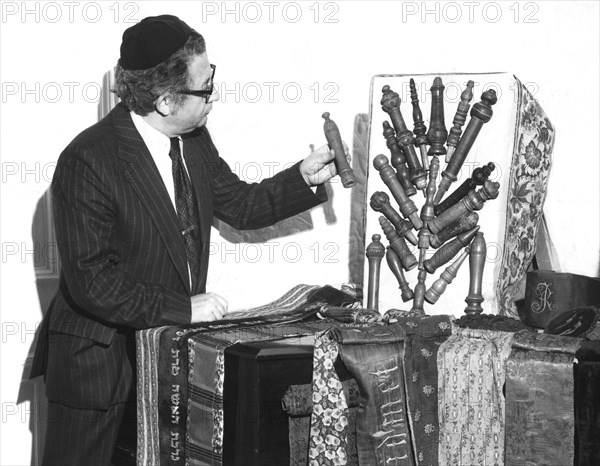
[
  {"x1": 437, "y1": 327, "x2": 514, "y2": 466},
  {"x1": 310, "y1": 325, "x2": 415, "y2": 466},
  {"x1": 498, "y1": 78, "x2": 555, "y2": 317},
  {"x1": 505, "y1": 332, "x2": 584, "y2": 466},
  {"x1": 136, "y1": 284, "x2": 357, "y2": 465}
]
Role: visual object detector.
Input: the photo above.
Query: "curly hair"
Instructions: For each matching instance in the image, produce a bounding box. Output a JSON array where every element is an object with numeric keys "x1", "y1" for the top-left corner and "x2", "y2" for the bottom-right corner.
[{"x1": 114, "y1": 31, "x2": 206, "y2": 115}]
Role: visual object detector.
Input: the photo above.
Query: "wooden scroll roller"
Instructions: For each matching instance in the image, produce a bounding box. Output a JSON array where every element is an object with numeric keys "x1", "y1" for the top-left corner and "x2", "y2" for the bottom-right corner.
[
  {"x1": 322, "y1": 112, "x2": 356, "y2": 188},
  {"x1": 379, "y1": 216, "x2": 418, "y2": 271},
  {"x1": 370, "y1": 191, "x2": 418, "y2": 246},
  {"x1": 464, "y1": 231, "x2": 486, "y2": 315},
  {"x1": 418, "y1": 156, "x2": 440, "y2": 268},
  {"x1": 383, "y1": 121, "x2": 416, "y2": 197},
  {"x1": 425, "y1": 246, "x2": 470, "y2": 304},
  {"x1": 366, "y1": 234, "x2": 385, "y2": 310},
  {"x1": 409, "y1": 78, "x2": 430, "y2": 171},
  {"x1": 445, "y1": 80, "x2": 474, "y2": 163},
  {"x1": 434, "y1": 89, "x2": 497, "y2": 205},
  {"x1": 380, "y1": 85, "x2": 427, "y2": 191},
  {"x1": 434, "y1": 162, "x2": 495, "y2": 216},
  {"x1": 386, "y1": 247, "x2": 414, "y2": 302},
  {"x1": 428, "y1": 180, "x2": 500, "y2": 235},
  {"x1": 373, "y1": 154, "x2": 423, "y2": 230},
  {"x1": 426, "y1": 77, "x2": 448, "y2": 158},
  {"x1": 430, "y1": 211, "x2": 479, "y2": 249},
  {"x1": 423, "y1": 226, "x2": 479, "y2": 274},
  {"x1": 410, "y1": 269, "x2": 427, "y2": 314}
]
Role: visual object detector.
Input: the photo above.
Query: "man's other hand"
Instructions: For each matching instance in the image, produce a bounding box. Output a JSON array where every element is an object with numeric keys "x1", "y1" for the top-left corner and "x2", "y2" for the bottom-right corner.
[
  {"x1": 300, "y1": 142, "x2": 350, "y2": 187},
  {"x1": 191, "y1": 292, "x2": 229, "y2": 322}
]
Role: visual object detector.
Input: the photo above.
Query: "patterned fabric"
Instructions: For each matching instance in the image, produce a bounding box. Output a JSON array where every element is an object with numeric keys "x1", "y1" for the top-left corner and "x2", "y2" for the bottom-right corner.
[
  {"x1": 437, "y1": 327, "x2": 514, "y2": 466},
  {"x1": 505, "y1": 331, "x2": 584, "y2": 466},
  {"x1": 283, "y1": 379, "x2": 361, "y2": 416},
  {"x1": 399, "y1": 315, "x2": 453, "y2": 466},
  {"x1": 169, "y1": 137, "x2": 201, "y2": 287},
  {"x1": 497, "y1": 78, "x2": 555, "y2": 317},
  {"x1": 136, "y1": 284, "x2": 352, "y2": 466},
  {"x1": 310, "y1": 325, "x2": 414, "y2": 466},
  {"x1": 309, "y1": 330, "x2": 350, "y2": 466},
  {"x1": 505, "y1": 349, "x2": 576, "y2": 466}
]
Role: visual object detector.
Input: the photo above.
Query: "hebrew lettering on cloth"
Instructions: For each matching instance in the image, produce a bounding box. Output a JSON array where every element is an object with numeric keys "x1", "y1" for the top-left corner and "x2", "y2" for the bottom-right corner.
[
  {"x1": 392, "y1": 314, "x2": 453, "y2": 466},
  {"x1": 310, "y1": 324, "x2": 415, "y2": 466},
  {"x1": 437, "y1": 326, "x2": 514, "y2": 466},
  {"x1": 136, "y1": 284, "x2": 359, "y2": 466},
  {"x1": 283, "y1": 379, "x2": 360, "y2": 466},
  {"x1": 364, "y1": 73, "x2": 554, "y2": 318},
  {"x1": 504, "y1": 331, "x2": 585, "y2": 466}
]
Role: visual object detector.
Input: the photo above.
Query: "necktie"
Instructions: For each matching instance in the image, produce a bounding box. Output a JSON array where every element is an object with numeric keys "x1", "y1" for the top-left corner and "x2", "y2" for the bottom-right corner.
[{"x1": 169, "y1": 137, "x2": 200, "y2": 288}]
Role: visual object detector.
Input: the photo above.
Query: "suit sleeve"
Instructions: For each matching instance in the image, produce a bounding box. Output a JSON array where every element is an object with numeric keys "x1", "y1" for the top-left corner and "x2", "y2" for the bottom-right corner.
[
  {"x1": 52, "y1": 144, "x2": 191, "y2": 329},
  {"x1": 202, "y1": 132, "x2": 328, "y2": 230}
]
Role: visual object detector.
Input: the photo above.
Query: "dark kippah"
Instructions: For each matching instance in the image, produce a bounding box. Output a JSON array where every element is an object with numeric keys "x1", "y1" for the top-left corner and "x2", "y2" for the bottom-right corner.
[{"x1": 120, "y1": 14, "x2": 192, "y2": 70}]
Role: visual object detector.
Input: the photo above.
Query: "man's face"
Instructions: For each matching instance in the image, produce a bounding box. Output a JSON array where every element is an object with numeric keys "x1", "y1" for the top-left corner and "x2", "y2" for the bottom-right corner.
[{"x1": 168, "y1": 52, "x2": 219, "y2": 133}]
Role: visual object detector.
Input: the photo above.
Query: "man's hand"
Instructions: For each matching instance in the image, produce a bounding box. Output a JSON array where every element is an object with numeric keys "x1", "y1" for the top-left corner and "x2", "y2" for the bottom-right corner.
[
  {"x1": 300, "y1": 142, "x2": 350, "y2": 187},
  {"x1": 190, "y1": 292, "x2": 229, "y2": 322}
]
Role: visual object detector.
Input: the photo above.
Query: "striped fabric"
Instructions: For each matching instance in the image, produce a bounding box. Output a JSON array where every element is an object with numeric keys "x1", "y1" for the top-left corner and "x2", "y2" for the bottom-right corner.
[{"x1": 136, "y1": 284, "x2": 334, "y2": 466}]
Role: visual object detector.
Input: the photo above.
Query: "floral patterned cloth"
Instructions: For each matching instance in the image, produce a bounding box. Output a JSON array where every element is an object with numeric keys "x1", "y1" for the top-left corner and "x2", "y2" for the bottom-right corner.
[
  {"x1": 309, "y1": 330, "x2": 351, "y2": 465},
  {"x1": 310, "y1": 325, "x2": 414, "y2": 466},
  {"x1": 498, "y1": 78, "x2": 555, "y2": 317},
  {"x1": 398, "y1": 315, "x2": 453, "y2": 466},
  {"x1": 437, "y1": 327, "x2": 514, "y2": 466}
]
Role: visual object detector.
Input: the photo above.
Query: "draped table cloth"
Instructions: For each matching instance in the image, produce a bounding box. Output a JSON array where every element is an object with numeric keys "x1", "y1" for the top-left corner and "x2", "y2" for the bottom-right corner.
[{"x1": 136, "y1": 284, "x2": 359, "y2": 466}]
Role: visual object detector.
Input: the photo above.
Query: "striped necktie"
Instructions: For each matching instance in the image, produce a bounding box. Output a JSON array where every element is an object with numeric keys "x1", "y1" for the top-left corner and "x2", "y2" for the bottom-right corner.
[{"x1": 169, "y1": 137, "x2": 200, "y2": 289}]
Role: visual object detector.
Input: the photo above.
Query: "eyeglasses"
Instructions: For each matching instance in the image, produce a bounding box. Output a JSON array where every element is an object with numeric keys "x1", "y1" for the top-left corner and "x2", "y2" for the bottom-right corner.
[{"x1": 175, "y1": 64, "x2": 216, "y2": 103}]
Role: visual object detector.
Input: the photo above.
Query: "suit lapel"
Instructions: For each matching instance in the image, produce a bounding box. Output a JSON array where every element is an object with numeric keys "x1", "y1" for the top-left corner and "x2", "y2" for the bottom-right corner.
[{"x1": 112, "y1": 104, "x2": 191, "y2": 294}]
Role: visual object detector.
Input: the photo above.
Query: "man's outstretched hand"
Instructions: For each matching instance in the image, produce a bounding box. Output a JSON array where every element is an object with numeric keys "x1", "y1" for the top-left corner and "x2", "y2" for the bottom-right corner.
[
  {"x1": 300, "y1": 142, "x2": 350, "y2": 187},
  {"x1": 191, "y1": 292, "x2": 229, "y2": 322}
]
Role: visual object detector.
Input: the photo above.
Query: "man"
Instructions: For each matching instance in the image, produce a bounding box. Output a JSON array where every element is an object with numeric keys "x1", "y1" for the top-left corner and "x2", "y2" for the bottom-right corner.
[{"x1": 31, "y1": 14, "x2": 341, "y2": 465}]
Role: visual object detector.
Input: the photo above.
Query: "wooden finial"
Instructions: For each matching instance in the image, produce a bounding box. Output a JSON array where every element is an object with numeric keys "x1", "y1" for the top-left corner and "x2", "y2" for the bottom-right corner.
[
  {"x1": 434, "y1": 162, "x2": 495, "y2": 216},
  {"x1": 380, "y1": 85, "x2": 427, "y2": 190},
  {"x1": 428, "y1": 180, "x2": 499, "y2": 234},
  {"x1": 426, "y1": 77, "x2": 448, "y2": 157},
  {"x1": 322, "y1": 112, "x2": 356, "y2": 188},
  {"x1": 380, "y1": 217, "x2": 417, "y2": 271},
  {"x1": 366, "y1": 234, "x2": 385, "y2": 310},
  {"x1": 423, "y1": 226, "x2": 479, "y2": 274},
  {"x1": 410, "y1": 78, "x2": 430, "y2": 171},
  {"x1": 418, "y1": 156, "x2": 440, "y2": 268},
  {"x1": 410, "y1": 269, "x2": 428, "y2": 314},
  {"x1": 425, "y1": 246, "x2": 470, "y2": 304},
  {"x1": 386, "y1": 247, "x2": 414, "y2": 302},
  {"x1": 373, "y1": 154, "x2": 423, "y2": 230},
  {"x1": 383, "y1": 121, "x2": 416, "y2": 196},
  {"x1": 434, "y1": 89, "x2": 497, "y2": 205},
  {"x1": 445, "y1": 80, "x2": 474, "y2": 163},
  {"x1": 464, "y1": 232, "x2": 487, "y2": 315},
  {"x1": 430, "y1": 212, "x2": 479, "y2": 249},
  {"x1": 370, "y1": 191, "x2": 417, "y2": 246}
]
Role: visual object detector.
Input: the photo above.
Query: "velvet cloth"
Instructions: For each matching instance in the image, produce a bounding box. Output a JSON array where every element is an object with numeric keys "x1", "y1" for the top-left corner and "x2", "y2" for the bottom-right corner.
[
  {"x1": 504, "y1": 331, "x2": 585, "y2": 466},
  {"x1": 437, "y1": 327, "x2": 514, "y2": 466},
  {"x1": 575, "y1": 341, "x2": 600, "y2": 465},
  {"x1": 395, "y1": 314, "x2": 453, "y2": 466},
  {"x1": 136, "y1": 284, "x2": 359, "y2": 465},
  {"x1": 309, "y1": 324, "x2": 415, "y2": 466}
]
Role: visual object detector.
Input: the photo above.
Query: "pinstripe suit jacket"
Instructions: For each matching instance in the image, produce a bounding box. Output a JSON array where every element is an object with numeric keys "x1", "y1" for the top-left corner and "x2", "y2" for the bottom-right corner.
[{"x1": 32, "y1": 102, "x2": 326, "y2": 409}]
